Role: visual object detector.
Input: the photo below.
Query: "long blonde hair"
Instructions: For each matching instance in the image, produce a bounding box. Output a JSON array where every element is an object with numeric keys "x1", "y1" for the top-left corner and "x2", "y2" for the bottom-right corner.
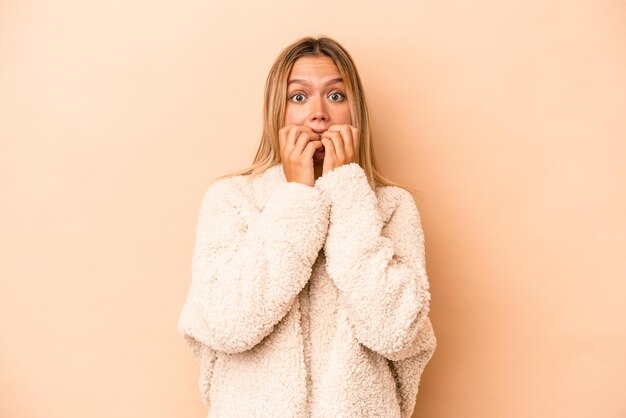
[{"x1": 214, "y1": 35, "x2": 419, "y2": 198}]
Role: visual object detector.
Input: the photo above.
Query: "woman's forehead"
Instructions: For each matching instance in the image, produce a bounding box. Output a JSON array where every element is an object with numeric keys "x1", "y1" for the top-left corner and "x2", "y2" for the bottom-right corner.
[{"x1": 290, "y1": 56, "x2": 341, "y2": 78}]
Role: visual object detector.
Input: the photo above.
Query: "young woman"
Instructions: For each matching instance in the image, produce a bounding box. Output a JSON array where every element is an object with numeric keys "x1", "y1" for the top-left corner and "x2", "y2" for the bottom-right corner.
[{"x1": 177, "y1": 35, "x2": 437, "y2": 417}]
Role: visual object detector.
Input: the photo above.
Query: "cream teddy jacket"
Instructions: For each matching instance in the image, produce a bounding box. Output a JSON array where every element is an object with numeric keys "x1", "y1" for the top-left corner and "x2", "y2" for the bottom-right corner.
[{"x1": 177, "y1": 162, "x2": 437, "y2": 417}]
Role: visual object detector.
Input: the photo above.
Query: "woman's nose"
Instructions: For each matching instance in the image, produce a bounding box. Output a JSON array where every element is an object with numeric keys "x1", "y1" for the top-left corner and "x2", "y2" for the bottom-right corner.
[{"x1": 309, "y1": 96, "x2": 328, "y2": 122}]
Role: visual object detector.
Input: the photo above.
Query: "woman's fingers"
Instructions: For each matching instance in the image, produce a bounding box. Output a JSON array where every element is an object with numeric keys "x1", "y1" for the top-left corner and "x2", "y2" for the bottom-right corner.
[
  {"x1": 278, "y1": 124, "x2": 294, "y2": 159},
  {"x1": 278, "y1": 124, "x2": 321, "y2": 186},
  {"x1": 292, "y1": 127, "x2": 318, "y2": 158},
  {"x1": 338, "y1": 124, "x2": 355, "y2": 161},
  {"x1": 339, "y1": 125, "x2": 352, "y2": 157},
  {"x1": 280, "y1": 124, "x2": 358, "y2": 177},
  {"x1": 319, "y1": 124, "x2": 359, "y2": 176},
  {"x1": 326, "y1": 124, "x2": 359, "y2": 164},
  {"x1": 285, "y1": 125, "x2": 301, "y2": 159},
  {"x1": 320, "y1": 137, "x2": 336, "y2": 161},
  {"x1": 322, "y1": 130, "x2": 346, "y2": 163},
  {"x1": 280, "y1": 125, "x2": 320, "y2": 162},
  {"x1": 303, "y1": 138, "x2": 324, "y2": 159}
]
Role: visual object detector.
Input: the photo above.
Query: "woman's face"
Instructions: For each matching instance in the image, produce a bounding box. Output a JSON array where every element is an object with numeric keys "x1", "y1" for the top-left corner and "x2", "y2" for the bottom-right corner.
[{"x1": 283, "y1": 55, "x2": 352, "y2": 152}]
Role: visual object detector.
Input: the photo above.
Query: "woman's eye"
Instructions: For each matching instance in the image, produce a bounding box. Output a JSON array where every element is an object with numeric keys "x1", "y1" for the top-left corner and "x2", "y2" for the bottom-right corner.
[
  {"x1": 289, "y1": 91, "x2": 345, "y2": 103},
  {"x1": 329, "y1": 91, "x2": 345, "y2": 101}
]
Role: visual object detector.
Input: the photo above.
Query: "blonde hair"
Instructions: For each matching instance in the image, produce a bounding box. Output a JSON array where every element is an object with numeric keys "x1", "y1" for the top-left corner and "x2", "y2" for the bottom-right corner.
[{"x1": 214, "y1": 35, "x2": 420, "y2": 199}]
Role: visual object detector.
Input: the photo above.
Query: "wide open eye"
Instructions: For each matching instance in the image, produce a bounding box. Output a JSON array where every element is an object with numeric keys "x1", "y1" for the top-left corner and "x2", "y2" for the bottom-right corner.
[
  {"x1": 329, "y1": 91, "x2": 345, "y2": 101},
  {"x1": 289, "y1": 93, "x2": 306, "y2": 103}
]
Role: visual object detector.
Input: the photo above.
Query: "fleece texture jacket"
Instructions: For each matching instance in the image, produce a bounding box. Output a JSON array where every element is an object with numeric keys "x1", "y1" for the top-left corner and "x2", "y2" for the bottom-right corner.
[{"x1": 177, "y1": 162, "x2": 437, "y2": 417}]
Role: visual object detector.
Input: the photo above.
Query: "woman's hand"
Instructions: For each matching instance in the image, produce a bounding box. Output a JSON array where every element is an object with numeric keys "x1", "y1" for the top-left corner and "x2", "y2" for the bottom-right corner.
[
  {"x1": 279, "y1": 124, "x2": 324, "y2": 187},
  {"x1": 320, "y1": 124, "x2": 359, "y2": 175}
]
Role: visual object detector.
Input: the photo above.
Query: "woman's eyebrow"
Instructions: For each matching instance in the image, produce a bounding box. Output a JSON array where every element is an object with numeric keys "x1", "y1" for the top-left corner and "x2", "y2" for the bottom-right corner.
[{"x1": 287, "y1": 77, "x2": 343, "y2": 86}]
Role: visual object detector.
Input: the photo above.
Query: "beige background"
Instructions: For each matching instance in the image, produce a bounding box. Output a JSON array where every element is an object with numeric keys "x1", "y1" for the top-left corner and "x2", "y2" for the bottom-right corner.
[{"x1": 1, "y1": 0, "x2": 625, "y2": 417}]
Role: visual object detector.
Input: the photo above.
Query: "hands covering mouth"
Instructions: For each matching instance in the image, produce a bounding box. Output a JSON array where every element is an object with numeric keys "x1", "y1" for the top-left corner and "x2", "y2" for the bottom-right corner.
[{"x1": 279, "y1": 124, "x2": 359, "y2": 186}]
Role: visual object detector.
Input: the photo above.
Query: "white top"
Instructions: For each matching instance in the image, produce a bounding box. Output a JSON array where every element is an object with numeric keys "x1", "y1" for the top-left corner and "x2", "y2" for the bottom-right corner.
[{"x1": 177, "y1": 162, "x2": 437, "y2": 417}]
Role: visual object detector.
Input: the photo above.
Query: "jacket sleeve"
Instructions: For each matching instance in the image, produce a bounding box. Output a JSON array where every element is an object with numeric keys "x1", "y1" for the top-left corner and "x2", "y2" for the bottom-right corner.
[
  {"x1": 314, "y1": 163, "x2": 435, "y2": 362},
  {"x1": 177, "y1": 176, "x2": 330, "y2": 354}
]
